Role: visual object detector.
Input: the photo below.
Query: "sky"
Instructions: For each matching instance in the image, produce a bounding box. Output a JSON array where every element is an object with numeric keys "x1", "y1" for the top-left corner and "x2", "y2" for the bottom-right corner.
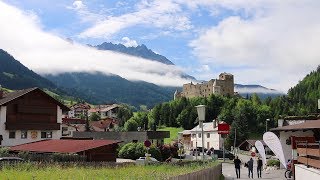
[{"x1": 1, "y1": 0, "x2": 320, "y2": 93}]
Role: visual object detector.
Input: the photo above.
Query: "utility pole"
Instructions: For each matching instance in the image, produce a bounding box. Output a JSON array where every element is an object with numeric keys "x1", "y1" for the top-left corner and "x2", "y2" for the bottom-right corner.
[{"x1": 233, "y1": 128, "x2": 237, "y2": 155}]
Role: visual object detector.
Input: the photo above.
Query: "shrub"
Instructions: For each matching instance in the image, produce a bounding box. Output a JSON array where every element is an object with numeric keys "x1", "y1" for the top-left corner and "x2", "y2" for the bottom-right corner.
[
  {"x1": 0, "y1": 147, "x2": 10, "y2": 157},
  {"x1": 267, "y1": 159, "x2": 280, "y2": 167},
  {"x1": 119, "y1": 142, "x2": 145, "y2": 160},
  {"x1": 124, "y1": 119, "x2": 138, "y2": 131},
  {"x1": 148, "y1": 146, "x2": 162, "y2": 161}
]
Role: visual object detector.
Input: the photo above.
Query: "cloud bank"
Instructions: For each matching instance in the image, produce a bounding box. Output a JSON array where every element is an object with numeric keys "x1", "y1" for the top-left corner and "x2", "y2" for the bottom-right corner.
[
  {"x1": 0, "y1": 1, "x2": 192, "y2": 87},
  {"x1": 189, "y1": 0, "x2": 320, "y2": 92}
]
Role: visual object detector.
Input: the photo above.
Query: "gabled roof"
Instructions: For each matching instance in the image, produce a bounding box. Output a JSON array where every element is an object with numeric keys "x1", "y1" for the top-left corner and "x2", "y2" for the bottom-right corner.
[
  {"x1": 10, "y1": 139, "x2": 121, "y2": 153},
  {"x1": 0, "y1": 87, "x2": 70, "y2": 111},
  {"x1": 190, "y1": 122, "x2": 217, "y2": 132},
  {"x1": 270, "y1": 119, "x2": 320, "y2": 132}
]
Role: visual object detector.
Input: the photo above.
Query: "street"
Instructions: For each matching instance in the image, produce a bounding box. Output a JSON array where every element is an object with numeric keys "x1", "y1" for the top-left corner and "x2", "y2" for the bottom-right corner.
[{"x1": 222, "y1": 154, "x2": 286, "y2": 180}]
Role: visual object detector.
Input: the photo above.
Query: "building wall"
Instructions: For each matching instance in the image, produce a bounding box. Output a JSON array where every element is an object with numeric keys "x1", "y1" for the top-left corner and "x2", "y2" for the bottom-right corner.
[
  {"x1": 295, "y1": 164, "x2": 320, "y2": 180},
  {"x1": 0, "y1": 105, "x2": 62, "y2": 147},
  {"x1": 73, "y1": 131, "x2": 169, "y2": 146},
  {"x1": 190, "y1": 131, "x2": 222, "y2": 150},
  {"x1": 280, "y1": 130, "x2": 314, "y2": 168},
  {"x1": 176, "y1": 73, "x2": 234, "y2": 99}
]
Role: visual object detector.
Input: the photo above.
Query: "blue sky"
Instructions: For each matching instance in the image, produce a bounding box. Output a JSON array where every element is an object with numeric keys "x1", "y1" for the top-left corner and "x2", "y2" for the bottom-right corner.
[{"x1": 1, "y1": 0, "x2": 320, "y2": 92}]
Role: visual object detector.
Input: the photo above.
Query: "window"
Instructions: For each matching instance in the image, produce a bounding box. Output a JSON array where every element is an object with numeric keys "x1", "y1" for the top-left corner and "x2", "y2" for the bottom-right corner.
[
  {"x1": 21, "y1": 131, "x2": 28, "y2": 139},
  {"x1": 198, "y1": 133, "x2": 201, "y2": 138},
  {"x1": 9, "y1": 131, "x2": 15, "y2": 139},
  {"x1": 192, "y1": 134, "x2": 196, "y2": 138},
  {"x1": 207, "y1": 133, "x2": 210, "y2": 138},
  {"x1": 41, "y1": 131, "x2": 52, "y2": 139}
]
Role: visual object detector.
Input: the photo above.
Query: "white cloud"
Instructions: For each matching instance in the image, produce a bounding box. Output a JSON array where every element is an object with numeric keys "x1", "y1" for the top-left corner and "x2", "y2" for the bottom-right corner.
[
  {"x1": 0, "y1": 1, "x2": 192, "y2": 87},
  {"x1": 121, "y1": 37, "x2": 138, "y2": 47},
  {"x1": 79, "y1": 0, "x2": 192, "y2": 38},
  {"x1": 72, "y1": 1, "x2": 85, "y2": 10},
  {"x1": 189, "y1": 1, "x2": 320, "y2": 92}
]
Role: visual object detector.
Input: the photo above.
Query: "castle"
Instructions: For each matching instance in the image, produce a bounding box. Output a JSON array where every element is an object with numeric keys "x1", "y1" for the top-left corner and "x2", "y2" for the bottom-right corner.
[{"x1": 174, "y1": 72, "x2": 234, "y2": 99}]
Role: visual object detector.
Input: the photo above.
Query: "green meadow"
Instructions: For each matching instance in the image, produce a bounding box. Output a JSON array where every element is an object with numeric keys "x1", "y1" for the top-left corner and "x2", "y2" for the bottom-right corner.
[{"x1": 0, "y1": 161, "x2": 219, "y2": 180}]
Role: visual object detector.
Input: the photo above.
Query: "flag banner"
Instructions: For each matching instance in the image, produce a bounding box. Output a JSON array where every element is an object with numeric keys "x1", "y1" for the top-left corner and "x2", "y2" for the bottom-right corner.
[
  {"x1": 255, "y1": 140, "x2": 266, "y2": 167},
  {"x1": 263, "y1": 132, "x2": 286, "y2": 168}
]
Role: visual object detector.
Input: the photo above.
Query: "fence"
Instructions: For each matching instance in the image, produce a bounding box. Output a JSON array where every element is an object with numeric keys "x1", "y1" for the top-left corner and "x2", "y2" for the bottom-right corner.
[{"x1": 170, "y1": 163, "x2": 222, "y2": 180}]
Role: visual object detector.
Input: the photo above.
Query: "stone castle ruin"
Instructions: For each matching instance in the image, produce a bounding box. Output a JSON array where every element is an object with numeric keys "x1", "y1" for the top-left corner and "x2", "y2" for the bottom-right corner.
[{"x1": 174, "y1": 72, "x2": 234, "y2": 99}]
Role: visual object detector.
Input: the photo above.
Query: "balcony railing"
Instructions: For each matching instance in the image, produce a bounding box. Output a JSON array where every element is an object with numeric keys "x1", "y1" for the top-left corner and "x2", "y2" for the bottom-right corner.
[{"x1": 296, "y1": 141, "x2": 320, "y2": 169}]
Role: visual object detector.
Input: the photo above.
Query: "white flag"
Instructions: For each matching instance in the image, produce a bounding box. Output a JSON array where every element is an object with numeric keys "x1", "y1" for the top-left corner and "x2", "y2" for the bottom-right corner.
[
  {"x1": 255, "y1": 140, "x2": 266, "y2": 167},
  {"x1": 263, "y1": 132, "x2": 286, "y2": 168}
]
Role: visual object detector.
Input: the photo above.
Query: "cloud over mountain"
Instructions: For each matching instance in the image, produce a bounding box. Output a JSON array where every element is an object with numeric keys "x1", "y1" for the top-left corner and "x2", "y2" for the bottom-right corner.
[{"x1": 0, "y1": 1, "x2": 192, "y2": 87}]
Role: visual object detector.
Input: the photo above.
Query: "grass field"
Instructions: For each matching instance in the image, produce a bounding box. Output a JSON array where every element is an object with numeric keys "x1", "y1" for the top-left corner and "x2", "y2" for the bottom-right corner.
[
  {"x1": 158, "y1": 127, "x2": 184, "y2": 144},
  {"x1": 0, "y1": 161, "x2": 219, "y2": 180}
]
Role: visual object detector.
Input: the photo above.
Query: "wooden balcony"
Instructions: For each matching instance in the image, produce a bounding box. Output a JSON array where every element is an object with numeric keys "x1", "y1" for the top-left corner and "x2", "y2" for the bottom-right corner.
[
  {"x1": 5, "y1": 122, "x2": 61, "y2": 130},
  {"x1": 296, "y1": 142, "x2": 320, "y2": 169}
]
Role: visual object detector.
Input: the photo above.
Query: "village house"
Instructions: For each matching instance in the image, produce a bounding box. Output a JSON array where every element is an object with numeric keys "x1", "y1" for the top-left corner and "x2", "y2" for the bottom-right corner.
[
  {"x1": 88, "y1": 104, "x2": 119, "y2": 119},
  {"x1": 182, "y1": 120, "x2": 223, "y2": 150},
  {"x1": 67, "y1": 103, "x2": 91, "y2": 118},
  {"x1": 271, "y1": 118, "x2": 320, "y2": 179},
  {"x1": 0, "y1": 87, "x2": 70, "y2": 146}
]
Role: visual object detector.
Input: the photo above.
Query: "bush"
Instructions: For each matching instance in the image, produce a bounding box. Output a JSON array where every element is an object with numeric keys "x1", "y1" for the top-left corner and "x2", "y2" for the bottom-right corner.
[
  {"x1": 0, "y1": 147, "x2": 10, "y2": 157},
  {"x1": 118, "y1": 142, "x2": 145, "y2": 160},
  {"x1": 267, "y1": 159, "x2": 280, "y2": 167},
  {"x1": 148, "y1": 146, "x2": 162, "y2": 161},
  {"x1": 124, "y1": 119, "x2": 138, "y2": 131}
]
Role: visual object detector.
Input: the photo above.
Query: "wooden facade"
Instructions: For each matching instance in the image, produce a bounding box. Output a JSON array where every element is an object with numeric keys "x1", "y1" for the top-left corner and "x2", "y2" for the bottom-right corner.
[
  {"x1": 84, "y1": 144, "x2": 118, "y2": 162},
  {"x1": 5, "y1": 89, "x2": 60, "y2": 130}
]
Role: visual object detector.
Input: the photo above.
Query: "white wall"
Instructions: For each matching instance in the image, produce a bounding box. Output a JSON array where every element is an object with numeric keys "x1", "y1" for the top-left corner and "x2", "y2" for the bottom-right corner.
[
  {"x1": 191, "y1": 131, "x2": 222, "y2": 150},
  {"x1": 295, "y1": 164, "x2": 320, "y2": 180},
  {"x1": 279, "y1": 130, "x2": 314, "y2": 168}
]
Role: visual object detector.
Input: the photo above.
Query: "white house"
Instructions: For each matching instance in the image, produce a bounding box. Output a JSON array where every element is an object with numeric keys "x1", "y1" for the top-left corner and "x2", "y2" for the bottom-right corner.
[
  {"x1": 0, "y1": 87, "x2": 70, "y2": 146},
  {"x1": 189, "y1": 120, "x2": 223, "y2": 150}
]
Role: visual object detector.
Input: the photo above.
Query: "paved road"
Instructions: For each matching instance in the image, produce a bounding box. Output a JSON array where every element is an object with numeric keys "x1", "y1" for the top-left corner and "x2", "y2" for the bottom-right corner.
[{"x1": 222, "y1": 154, "x2": 286, "y2": 180}]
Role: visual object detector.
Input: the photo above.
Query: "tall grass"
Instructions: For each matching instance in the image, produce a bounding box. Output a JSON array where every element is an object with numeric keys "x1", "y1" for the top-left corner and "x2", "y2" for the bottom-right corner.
[{"x1": 0, "y1": 161, "x2": 219, "y2": 179}]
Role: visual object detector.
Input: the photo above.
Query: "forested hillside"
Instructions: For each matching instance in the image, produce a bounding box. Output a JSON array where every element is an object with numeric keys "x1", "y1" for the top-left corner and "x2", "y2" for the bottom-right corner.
[
  {"x1": 288, "y1": 66, "x2": 320, "y2": 113},
  {"x1": 0, "y1": 49, "x2": 57, "y2": 90}
]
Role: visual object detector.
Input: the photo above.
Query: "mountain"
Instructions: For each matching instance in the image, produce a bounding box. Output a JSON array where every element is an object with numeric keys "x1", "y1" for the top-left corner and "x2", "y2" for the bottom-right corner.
[
  {"x1": 234, "y1": 84, "x2": 285, "y2": 99},
  {"x1": 45, "y1": 72, "x2": 178, "y2": 108},
  {"x1": 287, "y1": 66, "x2": 320, "y2": 112},
  {"x1": 0, "y1": 49, "x2": 57, "y2": 90},
  {"x1": 94, "y1": 42, "x2": 174, "y2": 65}
]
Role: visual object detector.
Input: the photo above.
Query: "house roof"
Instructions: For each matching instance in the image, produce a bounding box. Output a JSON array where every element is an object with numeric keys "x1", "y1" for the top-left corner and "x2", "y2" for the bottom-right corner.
[
  {"x1": 270, "y1": 119, "x2": 320, "y2": 132},
  {"x1": 10, "y1": 139, "x2": 121, "y2": 153},
  {"x1": 62, "y1": 118, "x2": 86, "y2": 124},
  {"x1": 0, "y1": 87, "x2": 70, "y2": 111},
  {"x1": 100, "y1": 104, "x2": 119, "y2": 112},
  {"x1": 190, "y1": 122, "x2": 217, "y2": 132}
]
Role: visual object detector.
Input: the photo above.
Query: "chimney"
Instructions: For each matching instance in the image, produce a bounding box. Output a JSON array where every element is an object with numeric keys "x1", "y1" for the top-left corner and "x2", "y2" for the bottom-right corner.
[
  {"x1": 213, "y1": 119, "x2": 217, "y2": 128},
  {"x1": 278, "y1": 119, "x2": 284, "y2": 127},
  {"x1": 0, "y1": 85, "x2": 3, "y2": 99}
]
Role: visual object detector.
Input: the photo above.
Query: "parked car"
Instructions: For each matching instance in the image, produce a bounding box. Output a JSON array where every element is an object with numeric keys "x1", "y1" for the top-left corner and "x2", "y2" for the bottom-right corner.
[
  {"x1": 136, "y1": 157, "x2": 159, "y2": 165},
  {"x1": 213, "y1": 150, "x2": 235, "y2": 160},
  {"x1": 190, "y1": 147, "x2": 207, "y2": 156},
  {"x1": 0, "y1": 157, "x2": 24, "y2": 163}
]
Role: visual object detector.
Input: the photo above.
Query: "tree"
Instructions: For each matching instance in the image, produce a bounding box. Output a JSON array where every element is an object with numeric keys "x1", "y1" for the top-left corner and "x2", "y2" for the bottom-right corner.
[
  {"x1": 124, "y1": 119, "x2": 138, "y2": 131},
  {"x1": 89, "y1": 112, "x2": 100, "y2": 121},
  {"x1": 117, "y1": 104, "x2": 134, "y2": 127}
]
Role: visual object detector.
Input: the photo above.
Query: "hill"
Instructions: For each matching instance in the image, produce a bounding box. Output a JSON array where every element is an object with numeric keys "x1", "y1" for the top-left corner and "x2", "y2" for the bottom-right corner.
[
  {"x1": 45, "y1": 72, "x2": 178, "y2": 108},
  {"x1": 288, "y1": 66, "x2": 320, "y2": 113},
  {"x1": 0, "y1": 49, "x2": 57, "y2": 90},
  {"x1": 235, "y1": 84, "x2": 284, "y2": 99}
]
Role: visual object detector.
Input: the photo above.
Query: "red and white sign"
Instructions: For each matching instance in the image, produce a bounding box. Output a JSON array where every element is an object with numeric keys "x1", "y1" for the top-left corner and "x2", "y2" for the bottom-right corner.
[
  {"x1": 218, "y1": 123, "x2": 230, "y2": 134},
  {"x1": 251, "y1": 152, "x2": 256, "y2": 157},
  {"x1": 144, "y1": 140, "x2": 151, "y2": 147}
]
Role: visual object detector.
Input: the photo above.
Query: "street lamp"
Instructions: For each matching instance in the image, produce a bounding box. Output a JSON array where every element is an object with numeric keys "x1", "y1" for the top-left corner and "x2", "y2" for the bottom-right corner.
[
  {"x1": 195, "y1": 105, "x2": 206, "y2": 161},
  {"x1": 266, "y1": 118, "x2": 270, "y2": 132}
]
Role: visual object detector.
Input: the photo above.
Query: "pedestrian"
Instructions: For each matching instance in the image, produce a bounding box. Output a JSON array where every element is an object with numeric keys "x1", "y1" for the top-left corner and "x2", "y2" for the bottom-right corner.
[
  {"x1": 257, "y1": 157, "x2": 263, "y2": 178},
  {"x1": 233, "y1": 156, "x2": 242, "y2": 178},
  {"x1": 247, "y1": 158, "x2": 254, "y2": 178}
]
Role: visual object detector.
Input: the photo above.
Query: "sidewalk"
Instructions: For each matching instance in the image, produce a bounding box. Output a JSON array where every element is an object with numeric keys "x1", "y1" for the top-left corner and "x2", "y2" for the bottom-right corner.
[{"x1": 222, "y1": 154, "x2": 286, "y2": 180}]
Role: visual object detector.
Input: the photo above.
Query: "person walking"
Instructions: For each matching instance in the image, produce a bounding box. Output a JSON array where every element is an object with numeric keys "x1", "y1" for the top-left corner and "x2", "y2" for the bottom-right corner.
[
  {"x1": 233, "y1": 156, "x2": 242, "y2": 178},
  {"x1": 257, "y1": 157, "x2": 263, "y2": 178},
  {"x1": 247, "y1": 158, "x2": 254, "y2": 178}
]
